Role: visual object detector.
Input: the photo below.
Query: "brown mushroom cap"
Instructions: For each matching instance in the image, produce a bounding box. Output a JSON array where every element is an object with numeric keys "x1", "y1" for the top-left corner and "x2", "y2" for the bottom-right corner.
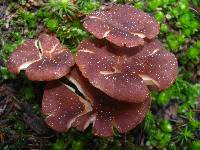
[
  {"x1": 76, "y1": 39, "x2": 178, "y2": 102},
  {"x1": 76, "y1": 39, "x2": 149, "y2": 103},
  {"x1": 6, "y1": 33, "x2": 74, "y2": 81},
  {"x1": 42, "y1": 67, "x2": 150, "y2": 136},
  {"x1": 68, "y1": 68, "x2": 150, "y2": 137},
  {"x1": 6, "y1": 39, "x2": 41, "y2": 74},
  {"x1": 25, "y1": 49, "x2": 74, "y2": 81},
  {"x1": 83, "y1": 5, "x2": 159, "y2": 47},
  {"x1": 124, "y1": 40, "x2": 178, "y2": 90},
  {"x1": 42, "y1": 81, "x2": 92, "y2": 132},
  {"x1": 38, "y1": 33, "x2": 63, "y2": 54},
  {"x1": 74, "y1": 93, "x2": 150, "y2": 137}
]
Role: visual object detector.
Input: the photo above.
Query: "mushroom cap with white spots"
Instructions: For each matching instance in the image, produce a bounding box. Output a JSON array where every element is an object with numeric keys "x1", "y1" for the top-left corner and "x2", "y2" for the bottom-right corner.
[
  {"x1": 76, "y1": 39, "x2": 178, "y2": 102},
  {"x1": 42, "y1": 81, "x2": 92, "y2": 132},
  {"x1": 124, "y1": 39, "x2": 178, "y2": 90},
  {"x1": 6, "y1": 39, "x2": 41, "y2": 74},
  {"x1": 42, "y1": 67, "x2": 150, "y2": 137},
  {"x1": 69, "y1": 68, "x2": 150, "y2": 137},
  {"x1": 6, "y1": 33, "x2": 74, "y2": 81},
  {"x1": 83, "y1": 5, "x2": 159, "y2": 47},
  {"x1": 73, "y1": 92, "x2": 150, "y2": 137}
]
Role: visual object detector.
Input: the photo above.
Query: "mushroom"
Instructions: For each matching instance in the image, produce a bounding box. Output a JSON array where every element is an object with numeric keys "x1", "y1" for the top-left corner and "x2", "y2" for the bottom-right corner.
[
  {"x1": 75, "y1": 38, "x2": 178, "y2": 103},
  {"x1": 42, "y1": 67, "x2": 150, "y2": 137},
  {"x1": 42, "y1": 80, "x2": 92, "y2": 132},
  {"x1": 83, "y1": 5, "x2": 159, "y2": 47},
  {"x1": 7, "y1": 33, "x2": 74, "y2": 81},
  {"x1": 6, "y1": 4, "x2": 178, "y2": 137}
]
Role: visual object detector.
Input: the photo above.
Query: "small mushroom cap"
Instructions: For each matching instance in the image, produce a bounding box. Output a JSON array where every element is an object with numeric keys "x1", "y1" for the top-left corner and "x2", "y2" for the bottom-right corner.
[
  {"x1": 83, "y1": 5, "x2": 159, "y2": 47},
  {"x1": 68, "y1": 68, "x2": 151, "y2": 137},
  {"x1": 76, "y1": 39, "x2": 149, "y2": 103},
  {"x1": 6, "y1": 33, "x2": 74, "y2": 81},
  {"x1": 42, "y1": 81, "x2": 91, "y2": 132}
]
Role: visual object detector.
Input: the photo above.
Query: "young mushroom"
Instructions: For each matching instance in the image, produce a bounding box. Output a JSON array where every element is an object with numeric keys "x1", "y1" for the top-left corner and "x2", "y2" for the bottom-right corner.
[
  {"x1": 7, "y1": 33, "x2": 74, "y2": 81},
  {"x1": 42, "y1": 67, "x2": 150, "y2": 137}
]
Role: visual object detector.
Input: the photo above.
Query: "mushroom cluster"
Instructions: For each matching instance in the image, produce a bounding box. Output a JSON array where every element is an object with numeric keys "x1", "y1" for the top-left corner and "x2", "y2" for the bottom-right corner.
[{"x1": 6, "y1": 5, "x2": 178, "y2": 137}]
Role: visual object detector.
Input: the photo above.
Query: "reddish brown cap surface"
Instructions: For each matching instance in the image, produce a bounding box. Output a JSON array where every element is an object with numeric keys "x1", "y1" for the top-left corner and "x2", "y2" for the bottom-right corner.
[
  {"x1": 42, "y1": 81, "x2": 91, "y2": 132},
  {"x1": 70, "y1": 68, "x2": 150, "y2": 137},
  {"x1": 73, "y1": 93, "x2": 150, "y2": 137},
  {"x1": 42, "y1": 67, "x2": 150, "y2": 137},
  {"x1": 83, "y1": 5, "x2": 159, "y2": 47},
  {"x1": 142, "y1": 49, "x2": 178, "y2": 90},
  {"x1": 7, "y1": 39, "x2": 41, "y2": 74},
  {"x1": 6, "y1": 33, "x2": 74, "y2": 81},
  {"x1": 38, "y1": 33, "x2": 64, "y2": 55},
  {"x1": 76, "y1": 39, "x2": 178, "y2": 102},
  {"x1": 124, "y1": 40, "x2": 178, "y2": 90},
  {"x1": 76, "y1": 39, "x2": 149, "y2": 103},
  {"x1": 25, "y1": 49, "x2": 74, "y2": 81}
]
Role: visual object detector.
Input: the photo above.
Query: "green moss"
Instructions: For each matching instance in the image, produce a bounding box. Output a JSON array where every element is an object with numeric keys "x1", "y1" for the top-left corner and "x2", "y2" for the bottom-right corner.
[
  {"x1": 45, "y1": 18, "x2": 59, "y2": 31},
  {"x1": 147, "y1": 0, "x2": 162, "y2": 11},
  {"x1": 187, "y1": 47, "x2": 199, "y2": 60},
  {"x1": 72, "y1": 141, "x2": 84, "y2": 150},
  {"x1": 190, "y1": 140, "x2": 200, "y2": 150},
  {"x1": 134, "y1": 1, "x2": 144, "y2": 10},
  {"x1": 160, "y1": 23, "x2": 168, "y2": 32},
  {"x1": 155, "y1": 11, "x2": 165, "y2": 22},
  {"x1": 47, "y1": 0, "x2": 78, "y2": 19},
  {"x1": 19, "y1": 11, "x2": 37, "y2": 28},
  {"x1": 52, "y1": 140, "x2": 66, "y2": 150},
  {"x1": 160, "y1": 120, "x2": 173, "y2": 133},
  {"x1": 0, "y1": 67, "x2": 16, "y2": 80},
  {"x1": 77, "y1": 0, "x2": 100, "y2": 15}
]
